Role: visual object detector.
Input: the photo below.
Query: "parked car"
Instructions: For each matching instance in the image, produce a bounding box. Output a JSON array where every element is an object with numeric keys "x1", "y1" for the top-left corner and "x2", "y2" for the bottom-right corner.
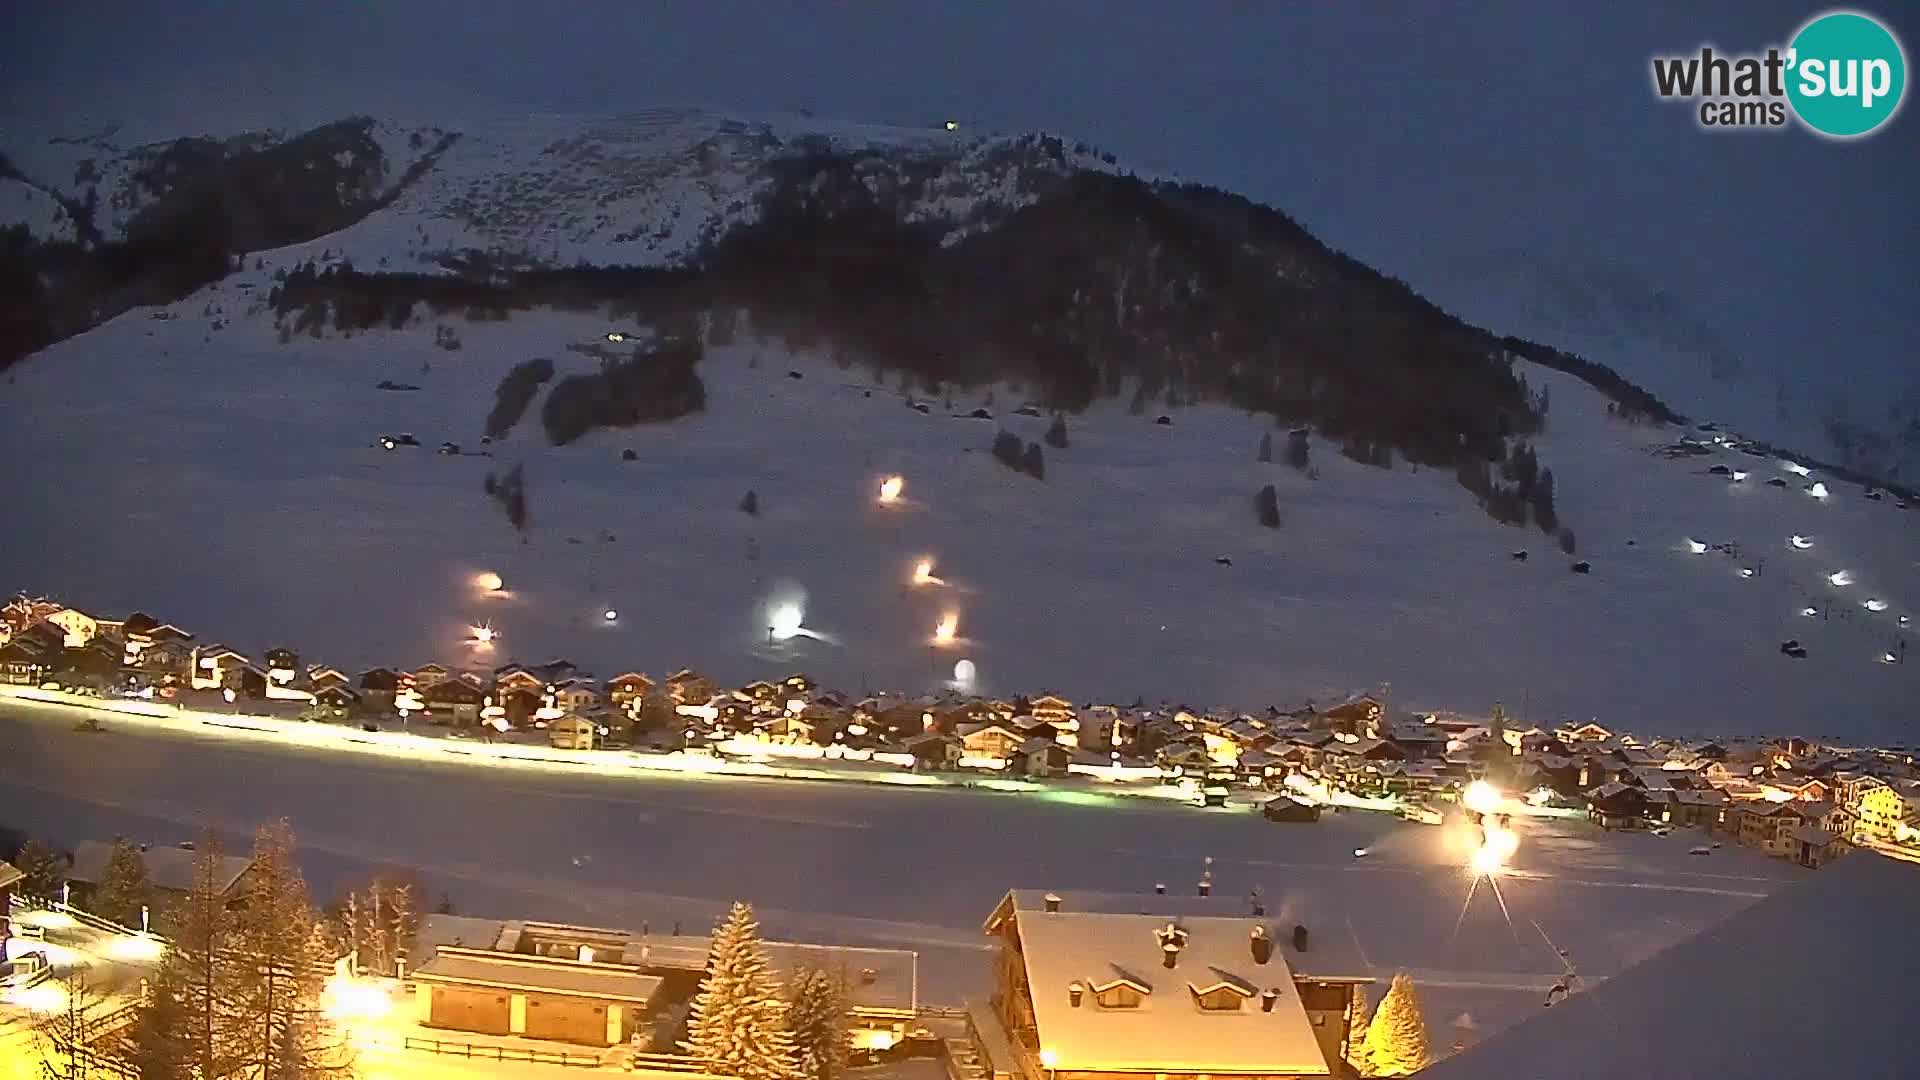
[{"x1": 0, "y1": 952, "x2": 49, "y2": 990}]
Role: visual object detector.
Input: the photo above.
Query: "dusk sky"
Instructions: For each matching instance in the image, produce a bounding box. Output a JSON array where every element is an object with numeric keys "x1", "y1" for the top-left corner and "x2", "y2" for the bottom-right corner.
[{"x1": 7, "y1": 2, "x2": 1916, "y2": 444}]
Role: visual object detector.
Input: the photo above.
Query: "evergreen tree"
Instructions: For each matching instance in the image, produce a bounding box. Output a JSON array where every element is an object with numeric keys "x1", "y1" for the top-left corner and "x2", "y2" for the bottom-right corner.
[
  {"x1": 94, "y1": 837, "x2": 151, "y2": 927},
  {"x1": 231, "y1": 820, "x2": 346, "y2": 1078},
  {"x1": 786, "y1": 966, "x2": 850, "y2": 1080},
  {"x1": 14, "y1": 837, "x2": 61, "y2": 899},
  {"x1": 1363, "y1": 973, "x2": 1432, "y2": 1077},
  {"x1": 144, "y1": 833, "x2": 248, "y2": 1080},
  {"x1": 1023, "y1": 442, "x2": 1045, "y2": 480},
  {"x1": 686, "y1": 902, "x2": 799, "y2": 1080},
  {"x1": 1257, "y1": 431, "x2": 1273, "y2": 463},
  {"x1": 1045, "y1": 413, "x2": 1069, "y2": 450},
  {"x1": 1254, "y1": 484, "x2": 1281, "y2": 529},
  {"x1": 1285, "y1": 429, "x2": 1311, "y2": 470},
  {"x1": 1345, "y1": 985, "x2": 1373, "y2": 1075}
]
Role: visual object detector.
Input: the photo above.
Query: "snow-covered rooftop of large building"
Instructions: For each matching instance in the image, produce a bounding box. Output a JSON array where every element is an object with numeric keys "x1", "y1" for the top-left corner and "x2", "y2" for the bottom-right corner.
[
  {"x1": 1011, "y1": 909, "x2": 1336, "y2": 1076},
  {"x1": 1420, "y1": 851, "x2": 1920, "y2": 1080}
]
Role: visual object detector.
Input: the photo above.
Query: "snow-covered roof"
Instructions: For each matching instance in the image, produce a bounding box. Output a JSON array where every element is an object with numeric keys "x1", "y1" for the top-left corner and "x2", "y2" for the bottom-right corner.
[
  {"x1": 413, "y1": 946, "x2": 663, "y2": 1004},
  {"x1": 1420, "y1": 852, "x2": 1920, "y2": 1080},
  {"x1": 68, "y1": 840, "x2": 252, "y2": 896},
  {"x1": 985, "y1": 889, "x2": 1371, "y2": 984},
  {"x1": 1011, "y1": 911, "x2": 1332, "y2": 1075}
]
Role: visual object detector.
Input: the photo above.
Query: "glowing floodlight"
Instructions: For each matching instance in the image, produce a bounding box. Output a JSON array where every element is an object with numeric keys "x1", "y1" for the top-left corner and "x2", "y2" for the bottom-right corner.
[
  {"x1": 1864, "y1": 598, "x2": 1889, "y2": 612},
  {"x1": 932, "y1": 612, "x2": 959, "y2": 646},
  {"x1": 769, "y1": 602, "x2": 805, "y2": 642},
  {"x1": 607, "y1": 332, "x2": 626, "y2": 343},
  {"x1": 1463, "y1": 780, "x2": 1502, "y2": 816},
  {"x1": 1470, "y1": 819, "x2": 1521, "y2": 877},
  {"x1": 1806, "y1": 482, "x2": 1830, "y2": 499},
  {"x1": 469, "y1": 624, "x2": 497, "y2": 646},
  {"x1": 1829, "y1": 570, "x2": 1853, "y2": 587},
  {"x1": 912, "y1": 558, "x2": 936, "y2": 585},
  {"x1": 603, "y1": 608, "x2": 619, "y2": 622},
  {"x1": 877, "y1": 475, "x2": 905, "y2": 504},
  {"x1": 1685, "y1": 538, "x2": 1708, "y2": 554},
  {"x1": 1789, "y1": 535, "x2": 1812, "y2": 550},
  {"x1": 1739, "y1": 567, "x2": 1755, "y2": 579},
  {"x1": 953, "y1": 658, "x2": 977, "y2": 684},
  {"x1": 475, "y1": 571, "x2": 504, "y2": 593}
]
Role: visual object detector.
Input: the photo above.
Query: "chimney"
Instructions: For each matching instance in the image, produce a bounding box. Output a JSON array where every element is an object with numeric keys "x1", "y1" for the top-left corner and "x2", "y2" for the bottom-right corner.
[
  {"x1": 1250, "y1": 926, "x2": 1273, "y2": 965},
  {"x1": 1260, "y1": 988, "x2": 1279, "y2": 1013},
  {"x1": 1292, "y1": 924, "x2": 1309, "y2": 953},
  {"x1": 1249, "y1": 887, "x2": 1265, "y2": 917},
  {"x1": 1154, "y1": 882, "x2": 1166, "y2": 895},
  {"x1": 1044, "y1": 892, "x2": 1062, "y2": 914},
  {"x1": 1157, "y1": 923, "x2": 1187, "y2": 969},
  {"x1": 1068, "y1": 982, "x2": 1085, "y2": 1008}
]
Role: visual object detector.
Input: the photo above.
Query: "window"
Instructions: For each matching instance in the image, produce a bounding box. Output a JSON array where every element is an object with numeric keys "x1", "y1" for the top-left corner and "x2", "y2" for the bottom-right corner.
[
  {"x1": 1193, "y1": 986, "x2": 1246, "y2": 1012},
  {"x1": 1095, "y1": 983, "x2": 1144, "y2": 1008}
]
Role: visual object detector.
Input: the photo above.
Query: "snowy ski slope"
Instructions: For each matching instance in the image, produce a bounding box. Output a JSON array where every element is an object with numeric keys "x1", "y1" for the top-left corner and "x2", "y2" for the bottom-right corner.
[{"x1": 2, "y1": 267, "x2": 1913, "y2": 746}]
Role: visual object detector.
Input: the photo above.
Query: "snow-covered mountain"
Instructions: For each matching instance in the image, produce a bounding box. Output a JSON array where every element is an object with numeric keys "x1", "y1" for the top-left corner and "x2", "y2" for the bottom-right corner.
[{"x1": 3, "y1": 100, "x2": 1915, "y2": 745}]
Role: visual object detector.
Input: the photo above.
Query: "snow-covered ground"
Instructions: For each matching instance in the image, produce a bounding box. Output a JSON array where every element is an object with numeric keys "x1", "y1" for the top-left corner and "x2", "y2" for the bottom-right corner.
[
  {"x1": 0, "y1": 700, "x2": 1807, "y2": 1047},
  {"x1": 2, "y1": 279, "x2": 1916, "y2": 743}
]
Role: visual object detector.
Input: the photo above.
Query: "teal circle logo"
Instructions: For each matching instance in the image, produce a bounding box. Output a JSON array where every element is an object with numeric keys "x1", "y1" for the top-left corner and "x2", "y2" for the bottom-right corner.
[{"x1": 1787, "y1": 10, "x2": 1907, "y2": 137}]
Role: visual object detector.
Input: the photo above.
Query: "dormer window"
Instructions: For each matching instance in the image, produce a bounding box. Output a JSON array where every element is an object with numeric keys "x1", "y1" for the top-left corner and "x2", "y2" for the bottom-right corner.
[
  {"x1": 1091, "y1": 977, "x2": 1151, "y2": 1009},
  {"x1": 1189, "y1": 981, "x2": 1256, "y2": 1012}
]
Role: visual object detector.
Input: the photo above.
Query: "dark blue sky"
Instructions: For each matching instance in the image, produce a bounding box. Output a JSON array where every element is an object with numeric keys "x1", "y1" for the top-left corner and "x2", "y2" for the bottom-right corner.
[{"x1": 7, "y1": 2, "x2": 1916, "y2": 440}]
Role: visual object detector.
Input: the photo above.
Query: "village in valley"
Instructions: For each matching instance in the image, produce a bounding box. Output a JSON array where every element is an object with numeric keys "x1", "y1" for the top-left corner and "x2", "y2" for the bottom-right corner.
[{"x1": 5, "y1": 591, "x2": 1917, "y2": 873}]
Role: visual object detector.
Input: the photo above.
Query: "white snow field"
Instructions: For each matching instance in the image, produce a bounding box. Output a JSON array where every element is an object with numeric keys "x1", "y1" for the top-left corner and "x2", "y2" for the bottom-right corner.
[
  {"x1": 1, "y1": 275, "x2": 1915, "y2": 743},
  {"x1": 0, "y1": 700, "x2": 1807, "y2": 1046}
]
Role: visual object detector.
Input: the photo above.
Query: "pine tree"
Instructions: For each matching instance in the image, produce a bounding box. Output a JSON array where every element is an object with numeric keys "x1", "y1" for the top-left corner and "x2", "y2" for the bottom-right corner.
[
  {"x1": 1023, "y1": 442, "x2": 1045, "y2": 480},
  {"x1": 1285, "y1": 429, "x2": 1311, "y2": 470},
  {"x1": 14, "y1": 837, "x2": 61, "y2": 899},
  {"x1": 686, "y1": 902, "x2": 799, "y2": 1080},
  {"x1": 1345, "y1": 985, "x2": 1373, "y2": 1074},
  {"x1": 1045, "y1": 413, "x2": 1069, "y2": 450},
  {"x1": 95, "y1": 837, "x2": 151, "y2": 927},
  {"x1": 1255, "y1": 484, "x2": 1281, "y2": 528},
  {"x1": 1257, "y1": 431, "x2": 1273, "y2": 463},
  {"x1": 1363, "y1": 974, "x2": 1432, "y2": 1077},
  {"x1": 144, "y1": 832, "x2": 247, "y2": 1080},
  {"x1": 231, "y1": 820, "x2": 347, "y2": 1078},
  {"x1": 787, "y1": 967, "x2": 850, "y2": 1080}
]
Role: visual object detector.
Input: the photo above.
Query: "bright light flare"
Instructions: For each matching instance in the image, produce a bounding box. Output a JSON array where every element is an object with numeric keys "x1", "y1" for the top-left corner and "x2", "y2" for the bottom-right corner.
[
  {"x1": 953, "y1": 658, "x2": 977, "y2": 684},
  {"x1": 911, "y1": 557, "x2": 945, "y2": 586},
  {"x1": 1684, "y1": 538, "x2": 1708, "y2": 554},
  {"x1": 13, "y1": 909, "x2": 77, "y2": 930},
  {"x1": 932, "y1": 611, "x2": 960, "y2": 646},
  {"x1": 474, "y1": 571, "x2": 504, "y2": 593},
  {"x1": 877, "y1": 475, "x2": 905, "y2": 505},
  {"x1": 1789, "y1": 535, "x2": 1812, "y2": 550},
  {"x1": 323, "y1": 974, "x2": 395, "y2": 1023},
  {"x1": 468, "y1": 624, "x2": 497, "y2": 647},
  {"x1": 1829, "y1": 570, "x2": 1853, "y2": 587},
  {"x1": 769, "y1": 602, "x2": 805, "y2": 641},
  {"x1": 1470, "y1": 820, "x2": 1521, "y2": 876},
  {"x1": 2, "y1": 980, "x2": 67, "y2": 1013},
  {"x1": 603, "y1": 608, "x2": 619, "y2": 622},
  {"x1": 104, "y1": 933, "x2": 167, "y2": 963},
  {"x1": 1463, "y1": 780, "x2": 1503, "y2": 816}
]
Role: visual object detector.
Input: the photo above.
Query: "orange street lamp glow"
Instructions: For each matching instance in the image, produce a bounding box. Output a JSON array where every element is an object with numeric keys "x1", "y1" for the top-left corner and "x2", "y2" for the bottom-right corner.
[
  {"x1": 475, "y1": 571, "x2": 504, "y2": 593},
  {"x1": 469, "y1": 624, "x2": 497, "y2": 647},
  {"x1": 878, "y1": 475, "x2": 905, "y2": 504},
  {"x1": 933, "y1": 612, "x2": 959, "y2": 646}
]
